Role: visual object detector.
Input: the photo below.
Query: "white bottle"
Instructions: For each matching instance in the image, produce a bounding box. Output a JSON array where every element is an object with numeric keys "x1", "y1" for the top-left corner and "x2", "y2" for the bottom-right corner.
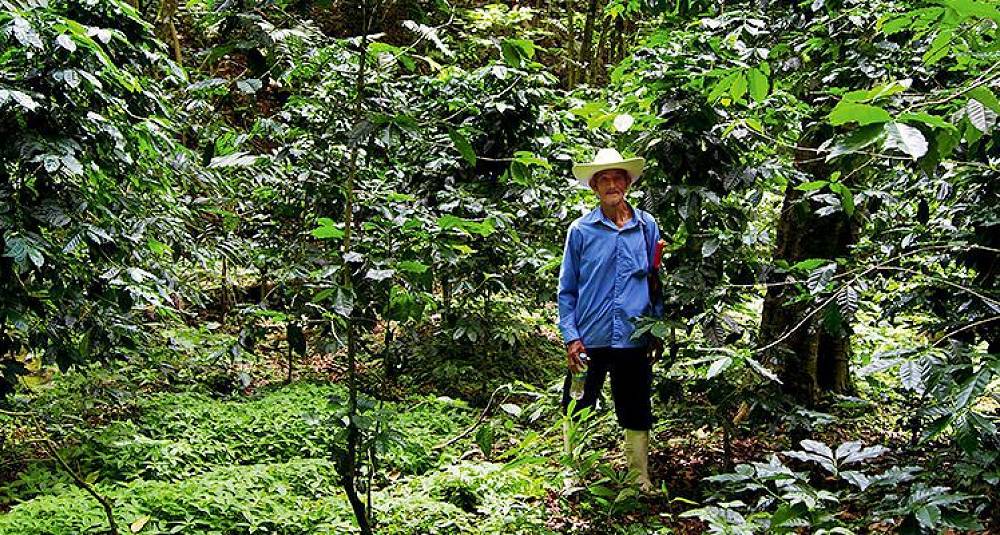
[{"x1": 569, "y1": 352, "x2": 590, "y2": 400}]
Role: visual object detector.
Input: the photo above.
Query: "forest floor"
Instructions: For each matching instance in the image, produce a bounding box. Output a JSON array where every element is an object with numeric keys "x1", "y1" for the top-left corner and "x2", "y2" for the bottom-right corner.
[{"x1": 0, "y1": 318, "x2": 996, "y2": 534}]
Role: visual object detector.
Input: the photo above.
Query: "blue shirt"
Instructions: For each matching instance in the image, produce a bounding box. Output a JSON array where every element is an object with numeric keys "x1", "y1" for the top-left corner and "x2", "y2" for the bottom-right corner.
[{"x1": 557, "y1": 202, "x2": 664, "y2": 349}]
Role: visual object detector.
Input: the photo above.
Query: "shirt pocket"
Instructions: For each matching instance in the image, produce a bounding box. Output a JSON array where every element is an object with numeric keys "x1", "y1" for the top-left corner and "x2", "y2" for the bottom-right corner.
[{"x1": 625, "y1": 229, "x2": 649, "y2": 278}]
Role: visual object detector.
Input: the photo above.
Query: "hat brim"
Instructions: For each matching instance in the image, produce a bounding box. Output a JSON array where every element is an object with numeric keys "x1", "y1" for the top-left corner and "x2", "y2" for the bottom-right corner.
[{"x1": 572, "y1": 157, "x2": 645, "y2": 188}]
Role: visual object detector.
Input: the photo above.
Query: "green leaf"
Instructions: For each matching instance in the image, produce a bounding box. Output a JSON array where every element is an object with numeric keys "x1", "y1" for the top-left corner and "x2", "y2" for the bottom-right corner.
[
  {"x1": 828, "y1": 101, "x2": 891, "y2": 126},
  {"x1": 147, "y1": 238, "x2": 171, "y2": 256},
  {"x1": 437, "y1": 215, "x2": 495, "y2": 236},
  {"x1": 333, "y1": 287, "x2": 354, "y2": 317},
  {"x1": 311, "y1": 218, "x2": 344, "y2": 239},
  {"x1": 312, "y1": 288, "x2": 336, "y2": 303},
  {"x1": 967, "y1": 86, "x2": 1000, "y2": 112},
  {"x1": 56, "y1": 34, "x2": 76, "y2": 52},
  {"x1": 61, "y1": 155, "x2": 83, "y2": 175},
  {"x1": 730, "y1": 72, "x2": 748, "y2": 101},
  {"x1": 914, "y1": 505, "x2": 941, "y2": 529},
  {"x1": 706, "y1": 356, "x2": 732, "y2": 379},
  {"x1": 899, "y1": 359, "x2": 926, "y2": 393},
  {"x1": 500, "y1": 41, "x2": 523, "y2": 67},
  {"x1": 27, "y1": 245, "x2": 44, "y2": 268},
  {"x1": 840, "y1": 470, "x2": 871, "y2": 491},
  {"x1": 513, "y1": 151, "x2": 551, "y2": 169},
  {"x1": 500, "y1": 403, "x2": 522, "y2": 417},
  {"x1": 794, "y1": 180, "x2": 829, "y2": 191},
  {"x1": 791, "y1": 258, "x2": 829, "y2": 271},
  {"x1": 396, "y1": 260, "x2": 429, "y2": 274},
  {"x1": 209, "y1": 152, "x2": 259, "y2": 168},
  {"x1": 923, "y1": 29, "x2": 953, "y2": 65},
  {"x1": 508, "y1": 38, "x2": 536, "y2": 58},
  {"x1": 365, "y1": 268, "x2": 395, "y2": 281},
  {"x1": 745, "y1": 355, "x2": 781, "y2": 383},
  {"x1": 708, "y1": 71, "x2": 739, "y2": 102},
  {"x1": 880, "y1": 14, "x2": 914, "y2": 35},
  {"x1": 447, "y1": 128, "x2": 476, "y2": 166},
  {"x1": 475, "y1": 424, "x2": 495, "y2": 457},
  {"x1": 952, "y1": 367, "x2": 993, "y2": 411},
  {"x1": 3, "y1": 236, "x2": 28, "y2": 267},
  {"x1": 897, "y1": 112, "x2": 956, "y2": 131},
  {"x1": 843, "y1": 79, "x2": 911, "y2": 103},
  {"x1": 748, "y1": 68, "x2": 769, "y2": 101},
  {"x1": 946, "y1": 0, "x2": 1000, "y2": 22},
  {"x1": 588, "y1": 484, "x2": 617, "y2": 498},
  {"x1": 966, "y1": 99, "x2": 995, "y2": 133},
  {"x1": 828, "y1": 182, "x2": 855, "y2": 216},
  {"x1": 883, "y1": 122, "x2": 928, "y2": 159},
  {"x1": 745, "y1": 117, "x2": 764, "y2": 133},
  {"x1": 826, "y1": 123, "x2": 886, "y2": 160}
]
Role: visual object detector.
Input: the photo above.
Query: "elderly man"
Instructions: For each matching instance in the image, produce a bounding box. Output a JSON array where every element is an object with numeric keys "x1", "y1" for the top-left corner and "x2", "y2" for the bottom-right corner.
[{"x1": 558, "y1": 147, "x2": 664, "y2": 492}]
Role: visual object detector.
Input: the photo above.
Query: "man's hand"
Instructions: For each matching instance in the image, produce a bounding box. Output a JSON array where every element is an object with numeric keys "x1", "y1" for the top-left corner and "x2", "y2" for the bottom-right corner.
[
  {"x1": 566, "y1": 339, "x2": 587, "y2": 373},
  {"x1": 647, "y1": 336, "x2": 664, "y2": 362}
]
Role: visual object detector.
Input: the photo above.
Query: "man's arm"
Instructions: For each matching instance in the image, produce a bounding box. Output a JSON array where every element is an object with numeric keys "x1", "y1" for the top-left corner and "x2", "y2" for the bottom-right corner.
[
  {"x1": 558, "y1": 224, "x2": 587, "y2": 372},
  {"x1": 557, "y1": 224, "x2": 581, "y2": 344}
]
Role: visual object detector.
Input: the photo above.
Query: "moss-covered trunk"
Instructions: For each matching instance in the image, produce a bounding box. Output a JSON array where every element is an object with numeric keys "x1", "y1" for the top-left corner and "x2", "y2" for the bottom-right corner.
[{"x1": 759, "y1": 130, "x2": 858, "y2": 405}]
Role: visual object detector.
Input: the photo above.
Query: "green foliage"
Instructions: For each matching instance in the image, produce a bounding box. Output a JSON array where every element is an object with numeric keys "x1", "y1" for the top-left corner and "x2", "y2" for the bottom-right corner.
[
  {"x1": 0, "y1": 459, "x2": 356, "y2": 534},
  {"x1": 377, "y1": 461, "x2": 551, "y2": 534},
  {"x1": 689, "y1": 438, "x2": 983, "y2": 533},
  {"x1": 0, "y1": 0, "x2": 191, "y2": 395},
  {"x1": 44, "y1": 383, "x2": 468, "y2": 482}
]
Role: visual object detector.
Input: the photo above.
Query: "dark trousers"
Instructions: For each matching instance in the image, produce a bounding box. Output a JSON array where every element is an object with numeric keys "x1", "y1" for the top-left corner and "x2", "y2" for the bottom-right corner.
[{"x1": 561, "y1": 346, "x2": 653, "y2": 431}]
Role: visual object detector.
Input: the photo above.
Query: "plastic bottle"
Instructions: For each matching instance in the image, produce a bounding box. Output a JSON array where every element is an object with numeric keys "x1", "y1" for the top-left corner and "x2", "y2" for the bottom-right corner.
[{"x1": 569, "y1": 352, "x2": 590, "y2": 400}]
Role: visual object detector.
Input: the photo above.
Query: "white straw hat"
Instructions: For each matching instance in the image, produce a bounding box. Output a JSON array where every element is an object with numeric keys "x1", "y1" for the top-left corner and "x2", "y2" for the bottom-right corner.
[{"x1": 572, "y1": 147, "x2": 645, "y2": 188}]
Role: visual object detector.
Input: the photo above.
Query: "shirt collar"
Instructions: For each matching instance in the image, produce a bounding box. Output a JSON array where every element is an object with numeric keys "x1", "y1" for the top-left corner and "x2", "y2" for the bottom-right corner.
[{"x1": 584, "y1": 201, "x2": 644, "y2": 229}]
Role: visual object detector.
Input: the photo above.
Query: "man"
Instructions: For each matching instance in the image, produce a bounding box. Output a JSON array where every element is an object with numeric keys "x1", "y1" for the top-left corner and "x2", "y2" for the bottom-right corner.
[{"x1": 558, "y1": 147, "x2": 664, "y2": 493}]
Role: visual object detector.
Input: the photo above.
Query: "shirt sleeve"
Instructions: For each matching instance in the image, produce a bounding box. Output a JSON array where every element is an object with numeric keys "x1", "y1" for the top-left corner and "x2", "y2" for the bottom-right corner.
[{"x1": 557, "y1": 223, "x2": 581, "y2": 344}]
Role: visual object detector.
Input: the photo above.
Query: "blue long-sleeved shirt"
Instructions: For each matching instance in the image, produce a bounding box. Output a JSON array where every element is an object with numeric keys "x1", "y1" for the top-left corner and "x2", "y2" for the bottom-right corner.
[{"x1": 557, "y1": 202, "x2": 664, "y2": 349}]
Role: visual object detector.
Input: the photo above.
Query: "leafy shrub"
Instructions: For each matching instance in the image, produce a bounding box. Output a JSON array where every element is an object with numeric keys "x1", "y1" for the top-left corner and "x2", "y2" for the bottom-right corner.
[
  {"x1": 684, "y1": 439, "x2": 985, "y2": 533},
  {"x1": 377, "y1": 460, "x2": 551, "y2": 534},
  {"x1": 0, "y1": 459, "x2": 355, "y2": 534}
]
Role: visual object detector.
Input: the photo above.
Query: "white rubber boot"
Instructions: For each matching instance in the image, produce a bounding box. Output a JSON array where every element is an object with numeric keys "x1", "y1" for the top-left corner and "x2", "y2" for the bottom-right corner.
[{"x1": 624, "y1": 429, "x2": 654, "y2": 493}]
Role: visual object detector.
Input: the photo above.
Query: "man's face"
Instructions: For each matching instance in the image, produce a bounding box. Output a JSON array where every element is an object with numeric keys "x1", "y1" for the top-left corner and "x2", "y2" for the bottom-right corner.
[{"x1": 590, "y1": 169, "x2": 631, "y2": 206}]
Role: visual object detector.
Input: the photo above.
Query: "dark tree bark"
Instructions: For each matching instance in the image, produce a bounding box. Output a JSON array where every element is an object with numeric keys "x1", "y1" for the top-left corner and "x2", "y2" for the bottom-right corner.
[
  {"x1": 565, "y1": 0, "x2": 578, "y2": 87},
  {"x1": 577, "y1": 0, "x2": 601, "y2": 83},
  {"x1": 759, "y1": 128, "x2": 859, "y2": 405},
  {"x1": 338, "y1": 8, "x2": 372, "y2": 534},
  {"x1": 590, "y1": 22, "x2": 609, "y2": 84}
]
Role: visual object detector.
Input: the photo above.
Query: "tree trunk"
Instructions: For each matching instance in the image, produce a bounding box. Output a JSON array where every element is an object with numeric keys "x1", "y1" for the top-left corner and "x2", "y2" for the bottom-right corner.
[
  {"x1": 155, "y1": 0, "x2": 183, "y2": 64},
  {"x1": 590, "y1": 18, "x2": 610, "y2": 84},
  {"x1": 565, "y1": 0, "x2": 578, "y2": 87},
  {"x1": 577, "y1": 0, "x2": 601, "y2": 84},
  {"x1": 759, "y1": 128, "x2": 859, "y2": 406},
  {"x1": 613, "y1": 16, "x2": 625, "y2": 64},
  {"x1": 338, "y1": 10, "x2": 372, "y2": 534}
]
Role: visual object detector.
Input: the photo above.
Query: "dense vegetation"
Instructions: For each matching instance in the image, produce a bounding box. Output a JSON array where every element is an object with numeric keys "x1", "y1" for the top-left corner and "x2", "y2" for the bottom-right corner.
[{"x1": 1, "y1": 0, "x2": 997, "y2": 533}]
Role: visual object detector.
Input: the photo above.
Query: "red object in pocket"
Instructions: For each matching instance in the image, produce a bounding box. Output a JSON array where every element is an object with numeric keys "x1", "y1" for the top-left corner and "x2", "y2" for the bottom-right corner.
[{"x1": 653, "y1": 239, "x2": 666, "y2": 271}]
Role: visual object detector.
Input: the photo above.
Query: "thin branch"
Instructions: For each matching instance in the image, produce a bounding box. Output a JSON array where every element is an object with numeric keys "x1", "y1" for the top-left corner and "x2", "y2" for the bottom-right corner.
[
  {"x1": 875, "y1": 266, "x2": 1000, "y2": 308},
  {"x1": 930, "y1": 315, "x2": 1000, "y2": 348},
  {"x1": 433, "y1": 384, "x2": 512, "y2": 450},
  {"x1": 41, "y1": 436, "x2": 119, "y2": 535},
  {"x1": 8, "y1": 412, "x2": 120, "y2": 535}
]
